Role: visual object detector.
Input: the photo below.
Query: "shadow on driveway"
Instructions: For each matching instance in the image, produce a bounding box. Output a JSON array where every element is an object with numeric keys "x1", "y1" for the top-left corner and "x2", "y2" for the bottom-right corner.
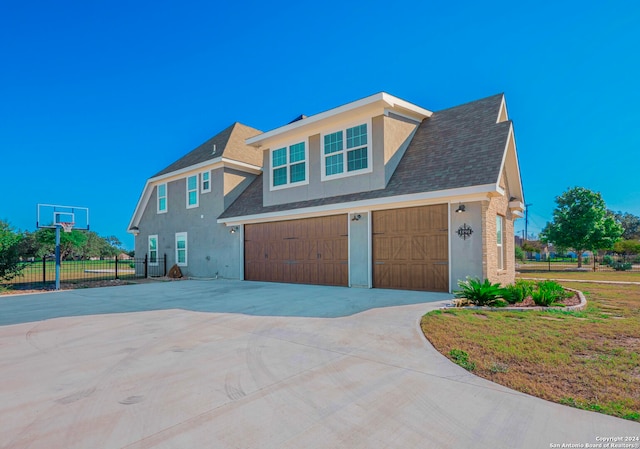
[{"x1": 0, "y1": 279, "x2": 452, "y2": 326}]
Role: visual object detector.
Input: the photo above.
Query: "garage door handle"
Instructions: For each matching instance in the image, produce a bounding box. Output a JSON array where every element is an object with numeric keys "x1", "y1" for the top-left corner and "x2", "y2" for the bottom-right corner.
[
  {"x1": 317, "y1": 253, "x2": 322, "y2": 259},
  {"x1": 264, "y1": 254, "x2": 268, "y2": 259}
]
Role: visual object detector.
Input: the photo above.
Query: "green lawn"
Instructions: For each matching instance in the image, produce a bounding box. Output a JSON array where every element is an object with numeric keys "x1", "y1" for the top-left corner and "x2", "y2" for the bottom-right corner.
[
  {"x1": 421, "y1": 281, "x2": 640, "y2": 421},
  {"x1": 518, "y1": 271, "x2": 640, "y2": 282},
  {"x1": 4, "y1": 259, "x2": 137, "y2": 285}
]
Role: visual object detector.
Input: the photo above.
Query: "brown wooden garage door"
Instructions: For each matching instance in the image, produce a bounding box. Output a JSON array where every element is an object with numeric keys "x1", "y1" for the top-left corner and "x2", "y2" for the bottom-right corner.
[
  {"x1": 244, "y1": 215, "x2": 348, "y2": 286},
  {"x1": 373, "y1": 204, "x2": 449, "y2": 292}
]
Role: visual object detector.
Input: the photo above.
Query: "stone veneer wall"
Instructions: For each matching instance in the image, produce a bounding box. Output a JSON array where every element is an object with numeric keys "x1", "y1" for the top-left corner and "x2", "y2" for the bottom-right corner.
[{"x1": 481, "y1": 170, "x2": 516, "y2": 285}]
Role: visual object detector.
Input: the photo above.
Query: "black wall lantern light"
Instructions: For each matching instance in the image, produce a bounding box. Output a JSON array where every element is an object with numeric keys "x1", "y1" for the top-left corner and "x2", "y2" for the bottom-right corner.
[{"x1": 455, "y1": 203, "x2": 466, "y2": 213}]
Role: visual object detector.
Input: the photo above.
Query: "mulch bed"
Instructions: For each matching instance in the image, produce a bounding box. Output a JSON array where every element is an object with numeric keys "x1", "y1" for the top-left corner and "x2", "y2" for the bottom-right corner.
[{"x1": 511, "y1": 292, "x2": 581, "y2": 307}]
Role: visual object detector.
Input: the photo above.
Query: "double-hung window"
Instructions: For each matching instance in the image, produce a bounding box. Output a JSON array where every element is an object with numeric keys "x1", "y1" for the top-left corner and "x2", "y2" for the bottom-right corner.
[
  {"x1": 186, "y1": 175, "x2": 198, "y2": 208},
  {"x1": 201, "y1": 171, "x2": 211, "y2": 193},
  {"x1": 322, "y1": 123, "x2": 370, "y2": 179},
  {"x1": 496, "y1": 215, "x2": 505, "y2": 270},
  {"x1": 149, "y1": 235, "x2": 158, "y2": 266},
  {"x1": 176, "y1": 232, "x2": 187, "y2": 266},
  {"x1": 157, "y1": 183, "x2": 167, "y2": 213},
  {"x1": 271, "y1": 141, "x2": 307, "y2": 189}
]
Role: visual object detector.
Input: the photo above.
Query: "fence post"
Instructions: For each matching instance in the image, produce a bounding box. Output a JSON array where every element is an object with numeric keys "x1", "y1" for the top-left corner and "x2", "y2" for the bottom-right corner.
[
  {"x1": 548, "y1": 256, "x2": 551, "y2": 272},
  {"x1": 115, "y1": 255, "x2": 119, "y2": 280},
  {"x1": 144, "y1": 254, "x2": 148, "y2": 278},
  {"x1": 42, "y1": 256, "x2": 46, "y2": 285},
  {"x1": 163, "y1": 254, "x2": 167, "y2": 276}
]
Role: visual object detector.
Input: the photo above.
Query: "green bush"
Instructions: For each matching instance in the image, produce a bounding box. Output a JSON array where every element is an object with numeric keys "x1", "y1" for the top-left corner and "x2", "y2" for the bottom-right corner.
[
  {"x1": 602, "y1": 255, "x2": 614, "y2": 266},
  {"x1": 449, "y1": 349, "x2": 476, "y2": 371},
  {"x1": 454, "y1": 277, "x2": 503, "y2": 306},
  {"x1": 611, "y1": 262, "x2": 632, "y2": 271},
  {"x1": 500, "y1": 279, "x2": 534, "y2": 304},
  {"x1": 531, "y1": 280, "x2": 570, "y2": 306},
  {"x1": 514, "y1": 245, "x2": 525, "y2": 262}
]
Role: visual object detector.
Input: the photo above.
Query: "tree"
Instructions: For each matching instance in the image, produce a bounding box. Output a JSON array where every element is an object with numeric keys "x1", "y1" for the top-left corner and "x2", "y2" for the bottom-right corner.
[
  {"x1": 613, "y1": 239, "x2": 640, "y2": 257},
  {"x1": 609, "y1": 211, "x2": 640, "y2": 240},
  {"x1": 35, "y1": 228, "x2": 88, "y2": 260},
  {"x1": 0, "y1": 220, "x2": 24, "y2": 281},
  {"x1": 540, "y1": 187, "x2": 623, "y2": 267}
]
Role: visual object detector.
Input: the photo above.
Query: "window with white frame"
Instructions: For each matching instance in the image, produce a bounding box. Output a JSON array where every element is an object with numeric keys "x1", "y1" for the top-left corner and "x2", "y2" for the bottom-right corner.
[
  {"x1": 322, "y1": 123, "x2": 370, "y2": 179},
  {"x1": 496, "y1": 215, "x2": 505, "y2": 270},
  {"x1": 271, "y1": 141, "x2": 307, "y2": 189},
  {"x1": 186, "y1": 175, "x2": 198, "y2": 208},
  {"x1": 149, "y1": 235, "x2": 158, "y2": 266},
  {"x1": 201, "y1": 171, "x2": 211, "y2": 193},
  {"x1": 157, "y1": 183, "x2": 167, "y2": 213},
  {"x1": 175, "y1": 232, "x2": 187, "y2": 266}
]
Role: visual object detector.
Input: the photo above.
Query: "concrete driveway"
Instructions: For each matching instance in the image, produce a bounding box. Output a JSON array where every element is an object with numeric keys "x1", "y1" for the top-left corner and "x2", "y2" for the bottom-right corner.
[{"x1": 0, "y1": 280, "x2": 637, "y2": 449}]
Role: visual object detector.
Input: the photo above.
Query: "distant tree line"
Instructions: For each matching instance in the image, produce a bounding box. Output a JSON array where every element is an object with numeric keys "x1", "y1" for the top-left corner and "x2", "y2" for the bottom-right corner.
[{"x1": 1, "y1": 219, "x2": 131, "y2": 281}]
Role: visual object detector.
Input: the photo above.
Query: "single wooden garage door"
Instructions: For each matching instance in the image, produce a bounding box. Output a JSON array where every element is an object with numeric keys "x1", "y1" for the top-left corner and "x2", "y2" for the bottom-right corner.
[
  {"x1": 373, "y1": 204, "x2": 449, "y2": 292},
  {"x1": 244, "y1": 215, "x2": 348, "y2": 286}
]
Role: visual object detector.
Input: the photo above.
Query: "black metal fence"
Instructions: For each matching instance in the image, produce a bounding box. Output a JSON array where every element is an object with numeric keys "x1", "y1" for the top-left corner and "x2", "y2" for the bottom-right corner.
[
  {"x1": 517, "y1": 254, "x2": 640, "y2": 273},
  {"x1": 2, "y1": 254, "x2": 167, "y2": 290}
]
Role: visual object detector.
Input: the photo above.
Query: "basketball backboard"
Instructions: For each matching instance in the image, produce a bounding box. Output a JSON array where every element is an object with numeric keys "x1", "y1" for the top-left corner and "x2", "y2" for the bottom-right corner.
[{"x1": 36, "y1": 204, "x2": 90, "y2": 231}]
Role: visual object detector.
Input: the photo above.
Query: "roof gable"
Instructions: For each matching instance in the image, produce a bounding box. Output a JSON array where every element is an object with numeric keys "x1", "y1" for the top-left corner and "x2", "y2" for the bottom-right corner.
[{"x1": 153, "y1": 122, "x2": 262, "y2": 178}]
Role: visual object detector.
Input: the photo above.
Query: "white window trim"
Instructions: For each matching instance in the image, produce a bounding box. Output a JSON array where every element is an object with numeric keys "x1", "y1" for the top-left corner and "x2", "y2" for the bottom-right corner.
[
  {"x1": 175, "y1": 232, "x2": 187, "y2": 267},
  {"x1": 269, "y1": 138, "x2": 310, "y2": 191},
  {"x1": 201, "y1": 171, "x2": 211, "y2": 193},
  {"x1": 157, "y1": 183, "x2": 167, "y2": 214},
  {"x1": 186, "y1": 175, "x2": 199, "y2": 209},
  {"x1": 496, "y1": 215, "x2": 505, "y2": 270},
  {"x1": 148, "y1": 235, "x2": 158, "y2": 266},
  {"x1": 321, "y1": 118, "x2": 373, "y2": 182}
]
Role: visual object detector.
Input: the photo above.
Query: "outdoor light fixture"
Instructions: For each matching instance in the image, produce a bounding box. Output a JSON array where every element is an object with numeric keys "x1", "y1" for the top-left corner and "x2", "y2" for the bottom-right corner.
[
  {"x1": 229, "y1": 226, "x2": 239, "y2": 234},
  {"x1": 351, "y1": 214, "x2": 362, "y2": 221},
  {"x1": 455, "y1": 204, "x2": 466, "y2": 213}
]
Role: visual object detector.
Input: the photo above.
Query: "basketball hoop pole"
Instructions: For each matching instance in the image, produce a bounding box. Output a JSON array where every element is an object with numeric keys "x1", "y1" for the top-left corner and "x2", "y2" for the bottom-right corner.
[{"x1": 55, "y1": 225, "x2": 61, "y2": 291}]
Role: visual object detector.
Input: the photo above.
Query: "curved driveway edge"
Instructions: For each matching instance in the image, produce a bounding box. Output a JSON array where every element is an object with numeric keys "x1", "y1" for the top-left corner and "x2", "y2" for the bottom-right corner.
[{"x1": 0, "y1": 280, "x2": 637, "y2": 449}]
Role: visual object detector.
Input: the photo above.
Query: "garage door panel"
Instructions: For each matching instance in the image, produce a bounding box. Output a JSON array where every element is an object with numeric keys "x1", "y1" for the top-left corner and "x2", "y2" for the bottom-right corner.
[
  {"x1": 373, "y1": 205, "x2": 449, "y2": 292},
  {"x1": 245, "y1": 215, "x2": 347, "y2": 287}
]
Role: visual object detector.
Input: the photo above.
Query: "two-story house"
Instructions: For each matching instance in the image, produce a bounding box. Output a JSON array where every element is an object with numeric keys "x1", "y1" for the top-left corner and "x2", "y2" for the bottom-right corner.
[{"x1": 129, "y1": 92, "x2": 524, "y2": 292}]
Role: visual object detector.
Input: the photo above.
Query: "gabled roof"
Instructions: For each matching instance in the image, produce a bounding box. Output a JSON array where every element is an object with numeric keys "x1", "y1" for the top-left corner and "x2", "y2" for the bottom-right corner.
[
  {"x1": 128, "y1": 122, "x2": 263, "y2": 232},
  {"x1": 219, "y1": 93, "x2": 516, "y2": 220},
  {"x1": 153, "y1": 122, "x2": 262, "y2": 177}
]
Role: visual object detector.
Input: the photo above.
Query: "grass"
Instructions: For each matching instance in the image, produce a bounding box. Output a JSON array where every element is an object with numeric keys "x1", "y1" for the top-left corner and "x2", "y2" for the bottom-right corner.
[
  {"x1": 518, "y1": 271, "x2": 640, "y2": 282},
  {"x1": 421, "y1": 281, "x2": 640, "y2": 421},
  {"x1": 2, "y1": 259, "x2": 138, "y2": 287}
]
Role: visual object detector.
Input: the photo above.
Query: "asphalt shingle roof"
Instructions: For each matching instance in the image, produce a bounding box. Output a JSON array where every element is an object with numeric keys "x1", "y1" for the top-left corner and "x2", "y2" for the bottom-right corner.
[
  {"x1": 219, "y1": 93, "x2": 510, "y2": 219},
  {"x1": 153, "y1": 122, "x2": 263, "y2": 178}
]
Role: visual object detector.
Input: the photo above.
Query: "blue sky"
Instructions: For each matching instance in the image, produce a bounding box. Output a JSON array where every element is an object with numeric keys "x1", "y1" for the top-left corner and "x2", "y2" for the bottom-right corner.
[{"x1": 1, "y1": 0, "x2": 638, "y2": 249}]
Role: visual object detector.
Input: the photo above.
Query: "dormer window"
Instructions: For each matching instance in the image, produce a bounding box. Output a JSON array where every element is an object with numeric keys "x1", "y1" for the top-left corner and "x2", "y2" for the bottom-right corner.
[
  {"x1": 271, "y1": 141, "x2": 308, "y2": 189},
  {"x1": 322, "y1": 122, "x2": 371, "y2": 180}
]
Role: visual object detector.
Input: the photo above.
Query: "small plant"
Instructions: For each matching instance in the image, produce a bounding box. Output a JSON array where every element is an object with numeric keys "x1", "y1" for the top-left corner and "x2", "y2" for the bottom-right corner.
[
  {"x1": 611, "y1": 261, "x2": 632, "y2": 271},
  {"x1": 489, "y1": 362, "x2": 509, "y2": 374},
  {"x1": 454, "y1": 277, "x2": 503, "y2": 306},
  {"x1": 500, "y1": 280, "x2": 534, "y2": 304},
  {"x1": 449, "y1": 349, "x2": 476, "y2": 371},
  {"x1": 602, "y1": 255, "x2": 614, "y2": 266},
  {"x1": 531, "y1": 280, "x2": 570, "y2": 306}
]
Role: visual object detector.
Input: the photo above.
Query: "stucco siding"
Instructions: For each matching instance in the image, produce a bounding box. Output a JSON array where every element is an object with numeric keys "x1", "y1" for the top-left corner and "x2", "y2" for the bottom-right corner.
[
  {"x1": 383, "y1": 114, "x2": 420, "y2": 186},
  {"x1": 134, "y1": 170, "x2": 244, "y2": 280},
  {"x1": 348, "y1": 212, "x2": 370, "y2": 288},
  {"x1": 450, "y1": 201, "x2": 483, "y2": 291}
]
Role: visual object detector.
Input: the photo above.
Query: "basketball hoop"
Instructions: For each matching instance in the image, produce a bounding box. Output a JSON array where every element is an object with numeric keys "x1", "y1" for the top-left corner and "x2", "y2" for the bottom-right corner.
[{"x1": 59, "y1": 222, "x2": 75, "y2": 233}]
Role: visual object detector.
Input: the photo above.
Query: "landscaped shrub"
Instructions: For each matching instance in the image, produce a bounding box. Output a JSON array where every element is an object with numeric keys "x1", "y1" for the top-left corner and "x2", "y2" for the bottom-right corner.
[
  {"x1": 611, "y1": 261, "x2": 632, "y2": 271},
  {"x1": 500, "y1": 279, "x2": 534, "y2": 304},
  {"x1": 515, "y1": 246, "x2": 525, "y2": 262},
  {"x1": 603, "y1": 255, "x2": 614, "y2": 266},
  {"x1": 531, "y1": 280, "x2": 570, "y2": 306},
  {"x1": 454, "y1": 277, "x2": 503, "y2": 306}
]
